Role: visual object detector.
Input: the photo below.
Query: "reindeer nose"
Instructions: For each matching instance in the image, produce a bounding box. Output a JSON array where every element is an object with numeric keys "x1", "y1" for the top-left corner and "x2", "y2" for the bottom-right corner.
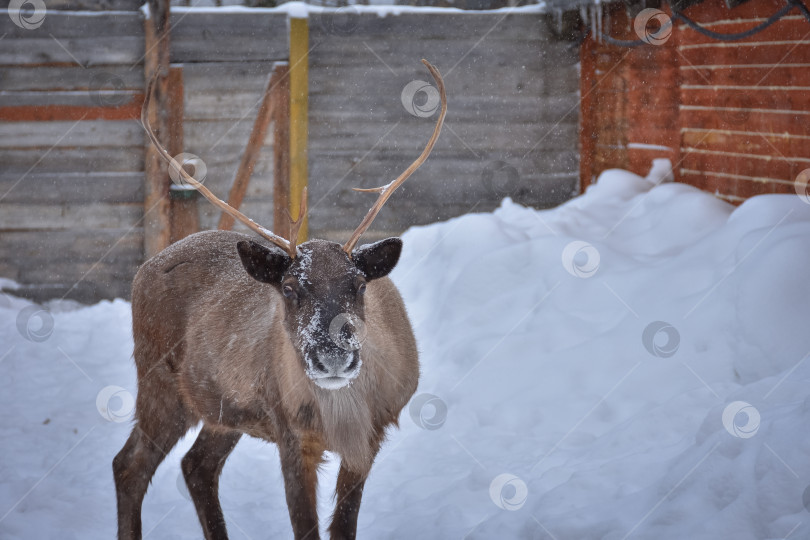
[{"x1": 314, "y1": 351, "x2": 358, "y2": 377}]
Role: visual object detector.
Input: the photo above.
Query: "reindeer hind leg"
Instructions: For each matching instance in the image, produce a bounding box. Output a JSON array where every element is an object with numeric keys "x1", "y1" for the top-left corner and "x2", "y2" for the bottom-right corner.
[
  {"x1": 181, "y1": 426, "x2": 242, "y2": 540},
  {"x1": 113, "y1": 393, "x2": 192, "y2": 540}
]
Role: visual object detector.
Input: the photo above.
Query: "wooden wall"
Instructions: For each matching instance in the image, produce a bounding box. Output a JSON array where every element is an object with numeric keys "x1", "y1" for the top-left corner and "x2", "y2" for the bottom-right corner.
[
  {"x1": 306, "y1": 12, "x2": 581, "y2": 241},
  {"x1": 0, "y1": 10, "x2": 146, "y2": 302},
  {"x1": 580, "y1": 0, "x2": 810, "y2": 203},
  {"x1": 1, "y1": 7, "x2": 579, "y2": 302},
  {"x1": 0, "y1": 7, "x2": 287, "y2": 302}
]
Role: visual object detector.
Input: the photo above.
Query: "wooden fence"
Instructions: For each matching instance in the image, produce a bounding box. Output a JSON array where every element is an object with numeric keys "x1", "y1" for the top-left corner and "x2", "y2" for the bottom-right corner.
[{"x1": 0, "y1": 5, "x2": 580, "y2": 302}]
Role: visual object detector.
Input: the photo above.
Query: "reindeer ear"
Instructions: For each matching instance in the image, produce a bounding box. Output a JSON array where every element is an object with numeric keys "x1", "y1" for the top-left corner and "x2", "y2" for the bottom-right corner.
[
  {"x1": 237, "y1": 240, "x2": 291, "y2": 284},
  {"x1": 353, "y1": 238, "x2": 402, "y2": 281}
]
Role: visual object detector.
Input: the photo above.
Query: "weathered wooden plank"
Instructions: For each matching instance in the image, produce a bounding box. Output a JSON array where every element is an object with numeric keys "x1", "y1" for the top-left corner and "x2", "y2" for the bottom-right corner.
[
  {"x1": 309, "y1": 40, "x2": 575, "y2": 73},
  {"x1": 0, "y1": 228, "x2": 143, "y2": 263},
  {"x1": 1, "y1": 269, "x2": 138, "y2": 303},
  {"x1": 308, "y1": 119, "x2": 578, "y2": 153},
  {"x1": 47, "y1": 0, "x2": 143, "y2": 11},
  {"x1": 0, "y1": 172, "x2": 144, "y2": 204},
  {"x1": 308, "y1": 13, "x2": 556, "y2": 42},
  {"x1": 0, "y1": 202, "x2": 143, "y2": 229},
  {"x1": 0, "y1": 90, "x2": 142, "y2": 108},
  {"x1": 308, "y1": 94, "x2": 581, "y2": 125},
  {"x1": 0, "y1": 11, "x2": 143, "y2": 40},
  {"x1": 180, "y1": 61, "x2": 276, "y2": 91},
  {"x1": 0, "y1": 66, "x2": 143, "y2": 91},
  {"x1": 308, "y1": 174, "x2": 578, "y2": 233},
  {"x1": 0, "y1": 38, "x2": 144, "y2": 66},
  {"x1": 307, "y1": 152, "x2": 578, "y2": 211},
  {"x1": 169, "y1": 12, "x2": 288, "y2": 63},
  {"x1": 0, "y1": 12, "x2": 144, "y2": 66},
  {"x1": 2, "y1": 147, "x2": 143, "y2": 173},
  {"x1": 0, "y1": 120, "x2": 143, "y2": 147},
  {"x1": 198, "y1": 198, "x2": 275, "y2": 232}
]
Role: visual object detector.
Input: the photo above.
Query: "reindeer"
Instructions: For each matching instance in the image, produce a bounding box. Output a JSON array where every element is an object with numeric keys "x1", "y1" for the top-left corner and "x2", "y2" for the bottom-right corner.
[{"x1": 113, "y1": 60, "x2": 446, "y2": 540}]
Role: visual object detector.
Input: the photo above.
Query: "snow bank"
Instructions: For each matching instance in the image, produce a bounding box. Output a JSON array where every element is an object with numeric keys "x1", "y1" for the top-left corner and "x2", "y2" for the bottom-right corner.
[{"x1": 2, "y1": 169, "x2": 810, "y2": 539}]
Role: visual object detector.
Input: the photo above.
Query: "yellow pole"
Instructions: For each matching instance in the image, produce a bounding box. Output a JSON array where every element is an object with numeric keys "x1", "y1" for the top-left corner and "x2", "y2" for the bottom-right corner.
[{"x1": 288, "y1": 17, "x2": 309, "y2": 243}]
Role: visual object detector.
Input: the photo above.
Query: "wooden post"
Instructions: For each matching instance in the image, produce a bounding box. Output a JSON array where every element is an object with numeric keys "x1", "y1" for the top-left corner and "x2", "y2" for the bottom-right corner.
[
  {"x1": 143, "y1": 0, "x2": 172, "y2": 258},
  {"x1": 289, "y1": 17, "x2": 309, "y2": 244},
  {"x1": 272, "y1": 63, "x2": 291, "y2": 241},
  {"x1": 218, "y1": 69, "x2": 278, "y2": 231},
  {"x1": 167, "y1": 65, "x2": 200, "y2": 244}
]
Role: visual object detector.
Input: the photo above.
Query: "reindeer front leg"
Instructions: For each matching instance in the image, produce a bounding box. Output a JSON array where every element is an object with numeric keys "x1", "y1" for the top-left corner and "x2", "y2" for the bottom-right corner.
[
  {"x1": 328, "y1": 464, "x2": 369, "y2": 540},
  {"x1": 278, "y1": 432, "x2": 324, "y2": 540},
  {"x1": 329, "y1": 437, "x2": 382, "y2": 540}
]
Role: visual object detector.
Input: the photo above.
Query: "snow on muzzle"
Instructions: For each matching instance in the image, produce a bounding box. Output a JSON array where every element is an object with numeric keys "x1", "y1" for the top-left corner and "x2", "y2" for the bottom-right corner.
[{"x1": 304, "y1": 313, "x2": 367, "y2": 390}]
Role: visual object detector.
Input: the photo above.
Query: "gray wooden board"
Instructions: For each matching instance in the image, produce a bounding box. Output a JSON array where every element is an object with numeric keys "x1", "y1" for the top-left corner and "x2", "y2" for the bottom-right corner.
[
  {"x1": 0, "y1": 120, "x2": 144, "y2": 148},
  {"x1": 2, "y1": 148, "x2": 143, "y2": 174},
  {"x1": 0, "y1": 228, "x2": 143, "y2": 264},
  {"x1": 0, "y1": 65, "x2": 144, "y2": 91},
  {"x1": 0, "y1": 13, "x2": 145, "y2": 66},
  {"x1": 0, "y1": 202, "x2": 143, "y2": 229},
  {"x1": 0, "y1": 172, "x2": 144, "y2": 204},
  {"x1": 308, "y1": 13, "x2": 559, "y2": 41},
  {"x1": 46, "y1": 0, "x2": 143, "y2": 11},
  {"x1": 169, "y1": 12, "x2": 288, "y2": 63}
]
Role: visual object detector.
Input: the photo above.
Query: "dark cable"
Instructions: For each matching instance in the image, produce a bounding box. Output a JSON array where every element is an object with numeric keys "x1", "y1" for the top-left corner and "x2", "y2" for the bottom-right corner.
[
  {"x1": 598, "y1": 0, "x2": 810, "y2": 47},
  {"x1": 672, "y1": 2, "x2": 794, "y2": 41}
]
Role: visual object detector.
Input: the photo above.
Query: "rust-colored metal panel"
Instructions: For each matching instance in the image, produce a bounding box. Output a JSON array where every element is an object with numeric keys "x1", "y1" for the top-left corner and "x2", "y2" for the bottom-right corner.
[
  {"x1": 581, "y1": 0, "x2": 810, "y2": 202},
  {"x1": 580, "y1": 3, "x2": 680, "y2": 187},
  {"x1": 677, "y1": 0, "x2": 810, "y2": 200},
  {"x1": 0, "y1": 100, "x2": 143, "y2": 122}
]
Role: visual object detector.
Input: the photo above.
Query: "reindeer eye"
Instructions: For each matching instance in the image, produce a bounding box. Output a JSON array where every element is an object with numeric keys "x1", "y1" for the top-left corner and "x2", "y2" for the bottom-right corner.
[
  {"x1": 357, "y1": 282, "x2": 367, "y2": 295},
  {"x1": 282, "y1": 284, "x2": 296, "y2": 299}
]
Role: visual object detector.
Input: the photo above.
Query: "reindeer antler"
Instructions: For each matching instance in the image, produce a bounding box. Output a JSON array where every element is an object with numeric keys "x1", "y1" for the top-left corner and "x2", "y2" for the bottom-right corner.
[
  {"x1": 141, "y1": 75, "x2": 305, "y2": 258},
  {"x1": 342, "y1": 59, "x2": 447, "y2": 255}
]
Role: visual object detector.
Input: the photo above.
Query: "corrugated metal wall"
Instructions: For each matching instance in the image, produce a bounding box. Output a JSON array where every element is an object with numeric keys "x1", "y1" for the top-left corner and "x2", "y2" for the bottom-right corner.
[{"x1": 580, "y1": 0, "x2": 810, "y2": 203}]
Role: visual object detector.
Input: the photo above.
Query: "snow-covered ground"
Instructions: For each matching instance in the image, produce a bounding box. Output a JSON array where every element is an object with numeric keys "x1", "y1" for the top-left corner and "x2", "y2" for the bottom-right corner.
[{"x1": 2, "y1": 168, "x2": 810, "y2": 539}]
